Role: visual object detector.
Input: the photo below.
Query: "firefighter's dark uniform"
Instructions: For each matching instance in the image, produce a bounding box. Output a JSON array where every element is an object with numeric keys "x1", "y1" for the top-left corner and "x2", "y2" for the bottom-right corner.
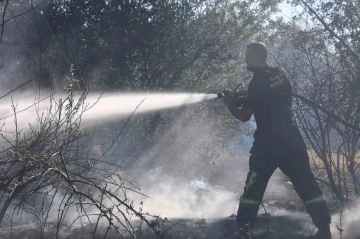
[{"x1": 236, "y1": 65, "x2": 331, "y2": 233}]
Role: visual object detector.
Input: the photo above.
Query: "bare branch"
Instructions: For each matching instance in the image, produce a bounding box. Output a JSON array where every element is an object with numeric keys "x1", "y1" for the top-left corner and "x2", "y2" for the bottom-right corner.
[
  {"x1": 0, "y1": 0, "x2": 9, "y2": 43},
  {"x1": 299, "y1": 0, "x2": 360, "y2": 62}
]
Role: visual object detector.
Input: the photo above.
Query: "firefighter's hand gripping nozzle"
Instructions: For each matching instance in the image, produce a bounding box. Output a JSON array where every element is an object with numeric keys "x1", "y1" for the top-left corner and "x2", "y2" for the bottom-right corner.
[
  {"x1": 216, "y1": 82, "x2": 246, "y2": 107},
  {"x1": 217, "y1": 92, "x2": 224, "y2": 98},
  {"x1": 217, "y1": 82, "x2": 245, "y2": 98}
]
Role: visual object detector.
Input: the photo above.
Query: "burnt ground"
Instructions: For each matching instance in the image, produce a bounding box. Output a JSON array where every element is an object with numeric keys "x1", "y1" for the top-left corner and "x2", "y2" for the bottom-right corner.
[
  {"x1": 137, "y1": 213, "x2": 317, "y2": 239},
  {"x1": 0, "y1": 195, "x2": 352, "y2": 239},
  {"x1": 0, "y1": 184, "x2": 355, "y2": 239},
  {"x1": 1, "y1": 211, "x2": 352, "y2": 239}
]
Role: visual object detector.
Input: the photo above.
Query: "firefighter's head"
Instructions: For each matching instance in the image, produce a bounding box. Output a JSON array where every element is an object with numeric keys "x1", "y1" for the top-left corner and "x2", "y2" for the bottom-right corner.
[{"x1": 245, "y1": 42, "x2": 268, "y2": 67}]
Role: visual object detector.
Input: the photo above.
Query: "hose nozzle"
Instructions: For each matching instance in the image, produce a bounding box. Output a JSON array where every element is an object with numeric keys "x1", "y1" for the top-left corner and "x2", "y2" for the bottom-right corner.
[{"x1": 217, "y1": 83, "x2": 244, "y2": 99}]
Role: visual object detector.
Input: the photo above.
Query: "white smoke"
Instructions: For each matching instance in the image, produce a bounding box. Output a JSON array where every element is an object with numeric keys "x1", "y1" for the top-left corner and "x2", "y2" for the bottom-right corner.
[
  {"x1": 331, "y1": 201, "x2": 360, "y2": 239},
  {"x1": 126, "y1": 168, "x2": 238, "y2": 219},
  {"x1": 4, "y1": 90, "x2": 360, "y2": 239}
]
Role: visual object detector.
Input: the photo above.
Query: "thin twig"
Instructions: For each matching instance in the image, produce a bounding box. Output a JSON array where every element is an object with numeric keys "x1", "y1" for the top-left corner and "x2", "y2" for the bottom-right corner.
[
  {"x1": 0, "y1": 0, "x2": 10, "y2": 43},
  {"x1": 299, "y1": 0, "x2": 360, "y2": 62}
]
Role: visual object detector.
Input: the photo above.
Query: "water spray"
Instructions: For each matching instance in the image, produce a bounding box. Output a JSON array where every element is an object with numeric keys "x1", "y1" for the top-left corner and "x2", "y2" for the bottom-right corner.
[{"x1": 1, "y1": 83, "x2": 359, "y2": 132}]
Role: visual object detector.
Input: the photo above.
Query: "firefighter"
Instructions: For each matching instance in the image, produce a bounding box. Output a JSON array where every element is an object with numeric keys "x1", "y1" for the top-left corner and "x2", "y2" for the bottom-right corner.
[{"x1": 222, "y1": 42, "x2": 332, "y2": 239}]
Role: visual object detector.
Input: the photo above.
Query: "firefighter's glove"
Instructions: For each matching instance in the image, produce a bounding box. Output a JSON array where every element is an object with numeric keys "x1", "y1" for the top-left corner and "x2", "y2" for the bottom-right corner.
[
  {"x1": 222, "y1": 88, "x2": 239, "y2": 112},
  {"x1": 223, "y1": 88, "x2": 246, "y2": 107},
  {"x1": 222, "y1": 88, "x2": 234, "y2": 107},
  {"x1": 232, "y1": 89, "x2": 247, "y2": 106}
]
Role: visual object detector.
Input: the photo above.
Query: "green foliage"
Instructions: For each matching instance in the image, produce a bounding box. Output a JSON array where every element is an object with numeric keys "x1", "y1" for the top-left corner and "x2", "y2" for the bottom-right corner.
[
  {"x1": 290, "y1": 0, "x2": 360, "y2": 59},
  {"x1": 41, "y1": 0, "x2": 279, "y2": 91}
]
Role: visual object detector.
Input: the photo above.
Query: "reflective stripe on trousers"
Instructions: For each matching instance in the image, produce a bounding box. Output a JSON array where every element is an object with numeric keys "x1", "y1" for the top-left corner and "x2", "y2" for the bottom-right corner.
[
  {"x1": 240, "y1": 196, "x2": 260, "y2": 206},
  {"x1": 304, "y1": 195, "x2": 326, "y2": 206},
  {"x1": 244, "y1": 171, "x2": 257, "y2": 195}
]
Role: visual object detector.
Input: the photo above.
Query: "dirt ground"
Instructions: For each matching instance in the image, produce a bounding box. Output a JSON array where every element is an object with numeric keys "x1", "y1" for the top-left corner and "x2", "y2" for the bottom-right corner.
[
  {"x1": 0, "y1": 212, "x2": 335, "y2": 239},
  {"x1": 0, "y1": 186, "x2": 355, "y2": 239}
]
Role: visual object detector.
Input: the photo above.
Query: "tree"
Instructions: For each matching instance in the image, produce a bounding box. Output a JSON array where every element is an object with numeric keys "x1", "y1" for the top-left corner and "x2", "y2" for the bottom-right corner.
[
  {"x1": 268, "y1": 0, "x2": 360, "y2": 202},
  {"x1": 0, "y1": 0, "x2": 283, "y2": 237}
]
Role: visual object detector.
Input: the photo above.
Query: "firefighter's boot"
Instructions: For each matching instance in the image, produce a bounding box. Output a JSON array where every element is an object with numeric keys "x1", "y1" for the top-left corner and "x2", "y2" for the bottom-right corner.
[
  {"x1": 304, "y1": 196, "x2": 331, "y2": 239},
  {"x1": 228, "y1": 231, "x2": 251, "y2": 239},
  {"x1": 228, "y1": 224, "x2": 251, "y2": 239},
  {"x1": 314, "y1": 224, "x2": 331, "y2": 239}
]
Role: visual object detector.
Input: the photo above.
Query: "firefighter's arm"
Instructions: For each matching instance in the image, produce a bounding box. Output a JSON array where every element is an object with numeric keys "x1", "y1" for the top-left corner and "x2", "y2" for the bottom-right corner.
[
  {"x1": 222, "y1": 89, "x2": 253, "y2": 122},
  {"x1": 230, "y1": 106, "x2": 253, "y2": 122}
]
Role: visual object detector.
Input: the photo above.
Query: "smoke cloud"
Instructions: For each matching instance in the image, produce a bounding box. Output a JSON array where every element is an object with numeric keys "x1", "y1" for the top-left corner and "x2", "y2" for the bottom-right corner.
[
  {"x1": 331, "y1": 201, "x2": 360, "y2": 239},
  {"x1": 2, "y1": 90, "x2": 360, "y2": 239}
]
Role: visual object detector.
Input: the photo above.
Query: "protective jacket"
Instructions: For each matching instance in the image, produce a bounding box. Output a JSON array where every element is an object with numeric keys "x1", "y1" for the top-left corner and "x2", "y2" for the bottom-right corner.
[{"x1": 243, "y1": 65, "x2": 307, "y2": 154}]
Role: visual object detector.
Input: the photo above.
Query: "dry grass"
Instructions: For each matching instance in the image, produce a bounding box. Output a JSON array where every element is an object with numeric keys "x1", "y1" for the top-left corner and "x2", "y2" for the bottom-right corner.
[{"x1": 308, "y1": 149, "x2": 360, "y2": 199}]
